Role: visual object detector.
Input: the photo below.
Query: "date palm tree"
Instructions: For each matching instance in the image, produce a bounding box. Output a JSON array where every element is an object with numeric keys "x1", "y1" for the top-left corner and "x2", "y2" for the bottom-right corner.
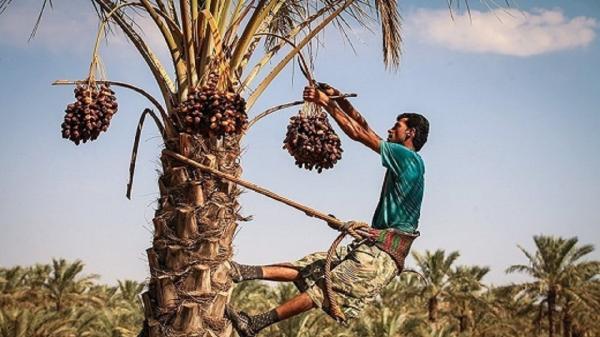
[
  {"x1": 506, "y1": 235, "x2": 598, "y2": 337},
  {"x1": 0, "y1": 267, "x2": 28, "y2": 309},
  {"x1": 447, "y1": 265, "x2": 490, "y2": 334},
  {"x1": 412, "y1": 249, "x2": 461, "y2": 324},
  {"x1": 558, "y1": 256, "x2": 599, "y2": 337},
  {"x1": 0, "y1": 1, "x2": 507, "y2": 336},
  {"x1": 9, "y1": 2, "x2": 403, "y2": 336},
  {"x1": 43, "y1": 259, "x2": 98, "y2": 312},
  {"x1": 379, "y1": 270, "x2": 426, "y2": 311},
  {"x1": 353, "y1": 306, "x2": 407, "y2": 337}
]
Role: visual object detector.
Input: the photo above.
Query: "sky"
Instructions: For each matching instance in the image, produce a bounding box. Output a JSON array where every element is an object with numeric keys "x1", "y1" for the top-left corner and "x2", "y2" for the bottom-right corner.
[{"x1": 0, "y1": 1, "x2": 599, "y2": 286}]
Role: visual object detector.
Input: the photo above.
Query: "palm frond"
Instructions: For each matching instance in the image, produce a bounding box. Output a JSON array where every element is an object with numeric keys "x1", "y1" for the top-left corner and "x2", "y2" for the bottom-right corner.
[
  {"x1": 0, "y1": 0, "x2": 14, "y2": 15},
  {"x1": 569, "y1": 243, "x2": 595, "y2": 263},
  {"x1": 516, "y1": 245, "x2": 537, "y2": 266},
  {"x1": 264, "y1": 1, "x2": 306, "y2": 50},
  {"x1": 374, "y1": 0, "x2": 401, "y2": 69},
  {"x1": 28, "y1": 0, "x2": 53, "y2": 41},
  {"x1": 505, "y1": 264, "x2": 533, "y2": 275}
]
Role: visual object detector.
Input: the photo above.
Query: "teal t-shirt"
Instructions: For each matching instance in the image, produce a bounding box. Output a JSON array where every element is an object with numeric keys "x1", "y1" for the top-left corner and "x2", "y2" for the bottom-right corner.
[{"x1": 371, "y1": 141, "x2": 425, "y2": 233}]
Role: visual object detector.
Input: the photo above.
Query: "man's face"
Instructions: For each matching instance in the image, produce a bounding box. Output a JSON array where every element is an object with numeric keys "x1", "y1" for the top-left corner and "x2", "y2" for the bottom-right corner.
[{"x1": 387, "y1": 118, "x2": 413, "y2": 144}]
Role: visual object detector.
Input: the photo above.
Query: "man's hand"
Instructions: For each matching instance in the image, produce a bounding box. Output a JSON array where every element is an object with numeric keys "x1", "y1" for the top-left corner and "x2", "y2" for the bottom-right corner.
[
  {"x1": 303, "y1": 86, "x2": 331, "y2": 107},
  {"x1": 307, "y1": 84, "x2": 381, "y2": 154},
  {"x1": 356, "y1": 227, "x2": 381, "y2": 242},
  {"x1": 316, "y1": 82, "x2": 341, "y2": 97}
]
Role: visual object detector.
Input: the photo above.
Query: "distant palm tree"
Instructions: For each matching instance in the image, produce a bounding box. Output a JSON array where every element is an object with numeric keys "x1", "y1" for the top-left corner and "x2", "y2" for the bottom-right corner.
[
  {"x1": 115, "y1": 280, "x2": 146, "y2": 332},
  {"x1": 353, "y1": 306, "x2": 407, "y2": 337},
  {"x1": 467, "y1": 285, "x2": 535, "y2": 337},
  {"x1": 379, "y1": 272, "x2": 425, "y2": 311},
  {"x1": 412, "y1": 249, "x2": 461, "y2": 323},
  {"x1": 506, "y1": 235, "x2": 598, "y2": 337},
  {"x1": 117, "y1": 280, "x2": 145, "y2": 310},
  {"x1": 23, "y1": 264, "x2": 52, "y2": 308},
  {"x1": 43, "y1": 259, "x2": 98, "y2": 311},
  {"x1": 447, "y1": 265, "x2": 490, "y2": 334},
  {"x1": 0, "y1": 308, "x2": 72, "y2": 337},
  {"x1": 399, "y1": 315, "x2": 456, "y2": 337},
  {"x1": 0, "y1": 267, "x2": 28, "y2": 308},
  {"x1": 71, "y1": 280, "x2": 144, "y2": 337},
  {"x1": 558, "y1": 259, "x2": 599, "y2": 337}
]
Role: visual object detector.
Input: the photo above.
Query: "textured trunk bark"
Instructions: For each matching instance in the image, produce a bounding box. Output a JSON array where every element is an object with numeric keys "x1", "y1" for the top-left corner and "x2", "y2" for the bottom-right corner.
[
  {"x1": 458, "y1": 306, "x2": 472, "y2": 333},
  {"x1": 548, "y1": 290, "x2": 557, "y2": 337},
  {"x1": 535, "y1": 301, "x2": 544, "y2": 335},
  {"x1": 428, "y1": 296, "x2": 438, "y2": 323},
  {"x1": 139, "y1": 131, "x2": 242, "y2": 337},
  {"x1": 562, "y1": 300, "x2": 572, "y2": 337},
  {"x1": 458, "y1": 315, "x2": 467, "y2": 333},
  {"x1": 571, "y1": 323, "x2": 584, "y2": 337},
  {"x1": 56, "y1": 295, "x2": 62, "y2": 312}
]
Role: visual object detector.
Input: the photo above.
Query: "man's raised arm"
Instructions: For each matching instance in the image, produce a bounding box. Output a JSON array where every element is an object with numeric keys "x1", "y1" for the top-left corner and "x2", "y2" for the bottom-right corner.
[
  {"x1": 317, "y1": 83, "x2": 371, "y2": 131},
  {"x1": 303, "y1": 86, "x2": 381, "y2": 153}
]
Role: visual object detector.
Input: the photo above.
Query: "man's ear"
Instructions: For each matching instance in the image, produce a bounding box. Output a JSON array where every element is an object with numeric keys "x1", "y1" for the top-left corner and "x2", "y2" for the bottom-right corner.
[{"x1": 408, "y1": 128, "x2": 416, "y2": 138}]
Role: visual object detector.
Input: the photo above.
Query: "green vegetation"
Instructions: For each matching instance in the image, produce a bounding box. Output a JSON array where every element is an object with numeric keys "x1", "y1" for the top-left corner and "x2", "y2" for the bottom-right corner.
[
  {"x1": 0, "y1": 259, "x2": 144, "y2": 337},
  {"x1": 2, "y1": 235, "x2": 598, "y2": 337}
]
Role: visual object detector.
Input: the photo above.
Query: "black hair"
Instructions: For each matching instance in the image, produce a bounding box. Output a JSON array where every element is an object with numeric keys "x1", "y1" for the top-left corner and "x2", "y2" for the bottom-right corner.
[{"x1": 397, "y1": 113, "x2": 429, "y2": 152}]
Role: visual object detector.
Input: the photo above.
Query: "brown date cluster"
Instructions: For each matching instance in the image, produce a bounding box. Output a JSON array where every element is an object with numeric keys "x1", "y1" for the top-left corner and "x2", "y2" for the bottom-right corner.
[
  {"x1": 283, "y1": 111, "x2": 343, "y2": 173},
  {"x1": 176, "y1": 73, "x2": 248, "y2": 136},
  {"x1": 61, "y1": 83, "x2": 118, "y2": 145}
]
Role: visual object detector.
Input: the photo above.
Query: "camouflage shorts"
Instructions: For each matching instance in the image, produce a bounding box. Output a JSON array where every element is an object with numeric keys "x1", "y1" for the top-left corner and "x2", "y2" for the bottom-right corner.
[{"x1": 290, "y1": 242, "x2": 399, "y2": 321}]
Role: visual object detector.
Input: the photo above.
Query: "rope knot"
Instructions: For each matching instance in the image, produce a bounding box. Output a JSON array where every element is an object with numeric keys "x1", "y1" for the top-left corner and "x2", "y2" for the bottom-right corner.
[{"x1": 341, "y1": 220, "x2": 369, "y2": 240}]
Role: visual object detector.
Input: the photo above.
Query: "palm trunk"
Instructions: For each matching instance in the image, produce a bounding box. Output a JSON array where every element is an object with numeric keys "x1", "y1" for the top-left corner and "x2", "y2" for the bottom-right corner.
[
  {"x1": 458, "y1": 305, "x2": 472, "y2": 333},
  {"x1": 140, "y1": 131, "x2": 242, "y2": 337},
  {"x1": 562, "y1": 300, "x2": 572, "y2": 337},
  {"x1": 535, "y1": 300, "x2": 545, "y2": 335},
  {"x1": 548, "y1": 290, "x2": 557, "y2": 337},
  {"x1": 428, "y1": 296, "x2": 439, "y2": 323},
  {"x1": 458, "y1": 315, "x2": 468, "y2": 333},
  {"x1": 571, "y1": 323, "x2": 584, "y2": 337}
]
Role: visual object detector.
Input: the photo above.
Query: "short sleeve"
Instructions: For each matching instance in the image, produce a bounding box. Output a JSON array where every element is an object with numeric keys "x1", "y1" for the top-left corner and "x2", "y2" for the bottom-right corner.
[{"x1": 380, "y1": 141, "x2": 416, "y2": 176}]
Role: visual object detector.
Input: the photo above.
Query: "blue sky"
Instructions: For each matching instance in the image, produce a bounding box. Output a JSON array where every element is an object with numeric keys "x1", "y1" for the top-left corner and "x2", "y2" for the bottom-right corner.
[{"x1": 0, "y1": 1, "x2": 598, "y2": 286}]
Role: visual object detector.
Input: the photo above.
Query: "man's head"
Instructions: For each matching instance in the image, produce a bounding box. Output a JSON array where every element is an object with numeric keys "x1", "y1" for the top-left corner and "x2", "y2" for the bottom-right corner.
[{"x1": 387, "y1": 113, "x2": 429, "y2": 152}]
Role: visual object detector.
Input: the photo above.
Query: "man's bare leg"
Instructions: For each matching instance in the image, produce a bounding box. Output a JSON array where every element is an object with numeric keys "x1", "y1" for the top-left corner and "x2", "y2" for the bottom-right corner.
[
  {"x1": 275, "y1": 292, "x2": 315, "y2": 320},
  {"x1": 226, "y1": 292, "x2": 315, "y2": 337},
  {"x1": 230, "y1": 262, "x2": 299, "y2": 283},
  {"x1": 263, "y1": 265, "x2": 300, "y2": 282}
]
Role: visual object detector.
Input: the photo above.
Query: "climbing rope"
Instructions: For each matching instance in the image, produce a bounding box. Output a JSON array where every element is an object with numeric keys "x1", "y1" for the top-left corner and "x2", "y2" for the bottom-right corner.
[
  {"x1": 164, "y1": 150, "x2": 352, "y2": 230},
  {"x1": 163, "y1": 150, "x2": 369, "y2": 321}
]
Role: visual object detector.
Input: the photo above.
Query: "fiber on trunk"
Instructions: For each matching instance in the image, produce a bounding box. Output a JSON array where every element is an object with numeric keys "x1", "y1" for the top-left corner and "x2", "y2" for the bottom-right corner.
[{"x1": 141, "y1": 131, "x2": 243, "y2": 337}]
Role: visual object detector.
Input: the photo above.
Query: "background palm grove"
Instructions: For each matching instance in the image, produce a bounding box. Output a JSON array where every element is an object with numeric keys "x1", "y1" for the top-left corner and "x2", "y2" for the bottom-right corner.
[
  {"x1": 2, "y1": 235, "x2": 599, "y2": 337},
  {"x1": 1, "y1": 0, "x2": 599, "y2": 337}
]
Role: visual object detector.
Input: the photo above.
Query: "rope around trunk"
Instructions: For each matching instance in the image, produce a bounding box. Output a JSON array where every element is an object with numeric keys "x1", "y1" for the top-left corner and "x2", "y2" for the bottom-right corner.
[{"x1": 163, "y1": 150, "x2": 368, "y2": 321}]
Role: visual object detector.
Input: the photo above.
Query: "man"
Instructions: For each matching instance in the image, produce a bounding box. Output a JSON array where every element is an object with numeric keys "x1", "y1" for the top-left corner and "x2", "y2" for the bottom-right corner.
[{"x1": 225, "y1": 84, "x2": 429, "y2": 337}]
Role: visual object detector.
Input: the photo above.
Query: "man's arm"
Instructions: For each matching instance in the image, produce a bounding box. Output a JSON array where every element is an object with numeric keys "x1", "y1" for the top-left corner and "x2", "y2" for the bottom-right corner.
[
  {"x1": 335, "y1": 97, "x2": 371, "y2": 130},
  {"x1": 304, "y1": 86, "x2": 382, "y2": 153},
  {"x1": 317, "y1": 83, "x2": 371, "y2": 131}
]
